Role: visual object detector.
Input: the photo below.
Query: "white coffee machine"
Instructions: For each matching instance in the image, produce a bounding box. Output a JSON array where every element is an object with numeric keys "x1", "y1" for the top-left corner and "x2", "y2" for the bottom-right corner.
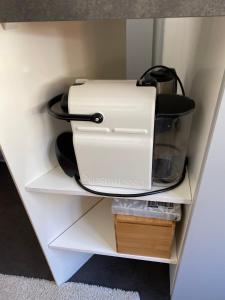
[{"x1": 48, "y1": 66, "x2": 195, "y2": 197}]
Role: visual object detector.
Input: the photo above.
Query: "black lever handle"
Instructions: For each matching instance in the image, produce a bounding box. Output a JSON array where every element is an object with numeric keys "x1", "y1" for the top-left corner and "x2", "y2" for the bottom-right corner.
[{"x1": 47, "y1": 94, "x2": 104, "y2": 124}]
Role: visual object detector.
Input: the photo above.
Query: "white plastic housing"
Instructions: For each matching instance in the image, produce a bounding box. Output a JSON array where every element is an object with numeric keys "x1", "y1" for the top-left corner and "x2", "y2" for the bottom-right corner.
[{"x1": 68, "y1": 80, "x2": 156, "y2": 190}]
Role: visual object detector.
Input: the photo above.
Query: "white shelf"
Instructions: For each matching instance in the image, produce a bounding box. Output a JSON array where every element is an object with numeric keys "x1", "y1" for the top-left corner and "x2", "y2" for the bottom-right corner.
[
  {"x1": 26, "y1": 167, "x2": 192, "y2": 204},
  {"x1": 49, "y1": 198, "x2": 177, "y2": 264}
]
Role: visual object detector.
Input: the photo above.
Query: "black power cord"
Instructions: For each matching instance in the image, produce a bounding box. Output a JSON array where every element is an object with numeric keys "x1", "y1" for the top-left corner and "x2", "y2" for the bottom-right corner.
[
  {"x1": 138, "y1": 65, "x2": 185, "y2": 96},
  {"x1": 74, "y1": 159, "x2": 187, "y2": 198}
]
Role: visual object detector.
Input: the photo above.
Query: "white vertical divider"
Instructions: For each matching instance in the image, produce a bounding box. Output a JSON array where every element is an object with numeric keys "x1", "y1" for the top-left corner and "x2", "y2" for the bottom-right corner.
[
  {"x1": 152, "y1": 19, "x2": 164, "y2": 65},
  {"x1": 126, "y1": 19, "x2": 154, "y2": 79},
  {"x1": 0, "y1": 20, "x2": 126, "y2": 284}
]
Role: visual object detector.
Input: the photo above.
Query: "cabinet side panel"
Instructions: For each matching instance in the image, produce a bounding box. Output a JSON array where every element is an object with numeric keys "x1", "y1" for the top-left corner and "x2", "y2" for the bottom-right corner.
[
  {"x1": 0, "y1": 20, "x2": 125, "y2": 283},
  {"x1": 162, "y1": 16, "x2": 225, "y2": 292},
  {"x1": 162, "y1": 16, "x2": 225, "y2": 196},
  {"x1": 172, "y1": 73, "x2": 225, "y2": 300}
]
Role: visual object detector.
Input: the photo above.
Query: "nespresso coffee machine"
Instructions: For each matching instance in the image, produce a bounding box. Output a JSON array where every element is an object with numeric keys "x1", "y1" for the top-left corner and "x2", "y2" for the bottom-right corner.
[{"x1": 48, "y1": 66, "x2": 195, "y2": 197}]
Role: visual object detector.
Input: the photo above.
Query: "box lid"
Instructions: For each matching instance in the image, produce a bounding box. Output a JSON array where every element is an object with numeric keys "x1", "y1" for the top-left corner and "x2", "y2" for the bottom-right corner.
[{"x1": 112, "y1": 198, "x2": 182, "y2": 221}]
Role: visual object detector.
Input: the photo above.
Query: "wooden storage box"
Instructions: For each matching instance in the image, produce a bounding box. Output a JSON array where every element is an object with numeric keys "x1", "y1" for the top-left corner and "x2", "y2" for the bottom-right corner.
[{"x1": 114, "y1": 214, "x2": 176, "y2": 258}]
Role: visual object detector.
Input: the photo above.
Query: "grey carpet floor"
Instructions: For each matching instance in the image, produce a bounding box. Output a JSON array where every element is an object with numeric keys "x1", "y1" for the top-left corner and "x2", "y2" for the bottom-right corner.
[
  {"x1": 0, "y1": 162, "x2": 170, "y2": 300},
  {"x1": 0, "y1": 273, "x2": 139, "y2": 300}
]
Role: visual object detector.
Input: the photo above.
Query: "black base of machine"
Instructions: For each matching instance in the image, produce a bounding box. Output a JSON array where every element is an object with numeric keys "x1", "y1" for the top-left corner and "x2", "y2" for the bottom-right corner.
[{"x1": 55, "y1": 132, "x2": 80, "y2": 178}]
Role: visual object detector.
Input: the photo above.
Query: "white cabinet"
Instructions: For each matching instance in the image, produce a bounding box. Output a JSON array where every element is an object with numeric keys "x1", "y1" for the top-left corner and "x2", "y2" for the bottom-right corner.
[{"x1": 0, "y1": 17, "x2": 224, "y2": 295}]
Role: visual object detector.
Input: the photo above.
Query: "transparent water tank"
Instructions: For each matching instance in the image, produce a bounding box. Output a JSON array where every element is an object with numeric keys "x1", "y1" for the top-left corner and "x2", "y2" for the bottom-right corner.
[{"x1": 153, "y1": 94, "x2": 195, "y2": 186}]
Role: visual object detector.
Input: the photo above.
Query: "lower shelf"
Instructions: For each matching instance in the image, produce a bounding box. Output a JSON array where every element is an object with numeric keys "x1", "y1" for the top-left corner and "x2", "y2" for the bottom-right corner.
[{"x1": 49, "y1": 198, "x2": 177, "y2": 264}]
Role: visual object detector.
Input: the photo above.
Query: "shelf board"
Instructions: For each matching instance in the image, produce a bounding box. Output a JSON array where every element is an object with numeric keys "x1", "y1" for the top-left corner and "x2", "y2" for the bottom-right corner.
[
  {"x1": 49, "y1": 198, "x2": 177, "y2": 264},
  {"x1": 26, "y1": 167, "x2": 192, "y2": 204}
]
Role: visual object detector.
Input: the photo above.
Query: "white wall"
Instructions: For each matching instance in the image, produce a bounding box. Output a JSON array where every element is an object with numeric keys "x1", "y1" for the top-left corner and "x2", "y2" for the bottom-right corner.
[{"x1": 0, "y1": 20, "x2": 125, "y2": 284}]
